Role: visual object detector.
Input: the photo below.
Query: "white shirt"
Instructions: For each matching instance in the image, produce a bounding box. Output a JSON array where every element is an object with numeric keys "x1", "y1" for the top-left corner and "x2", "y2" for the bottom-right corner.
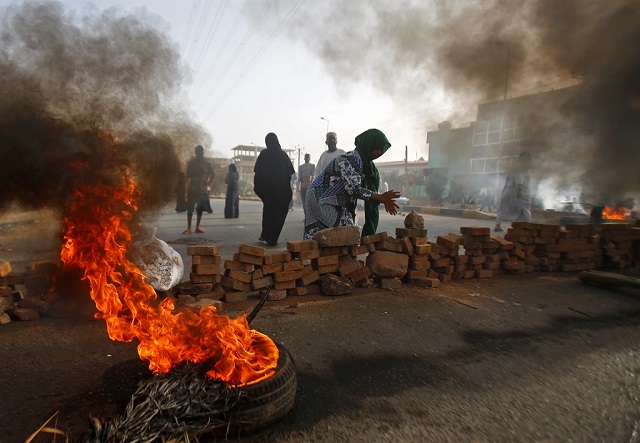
[{"x1": 316, "y1": 149, "x2": 346, "y2": 175}]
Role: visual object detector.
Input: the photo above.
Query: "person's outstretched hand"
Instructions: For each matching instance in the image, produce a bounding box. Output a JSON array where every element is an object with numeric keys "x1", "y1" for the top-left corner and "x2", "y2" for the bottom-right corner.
[{"x1": 377, "y1": 190, "x2": 401, "y2": 215}]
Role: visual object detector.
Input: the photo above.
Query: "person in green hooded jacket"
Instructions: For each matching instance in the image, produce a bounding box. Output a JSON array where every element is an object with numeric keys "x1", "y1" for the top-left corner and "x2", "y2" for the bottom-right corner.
[{"x1": 303, "y1": 128, "x2": 400, "y2": 239}]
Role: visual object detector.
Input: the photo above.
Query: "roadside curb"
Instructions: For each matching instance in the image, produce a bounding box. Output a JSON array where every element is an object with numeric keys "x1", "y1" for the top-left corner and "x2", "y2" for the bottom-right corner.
[{"x1": 403, "y1": 206, "x2": 496, "y2": 221}]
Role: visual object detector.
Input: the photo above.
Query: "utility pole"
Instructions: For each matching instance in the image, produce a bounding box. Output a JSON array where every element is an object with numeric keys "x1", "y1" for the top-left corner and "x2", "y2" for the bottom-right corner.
[{"x1": 404, "y1": 145, "x2": 408, "y2": 196}]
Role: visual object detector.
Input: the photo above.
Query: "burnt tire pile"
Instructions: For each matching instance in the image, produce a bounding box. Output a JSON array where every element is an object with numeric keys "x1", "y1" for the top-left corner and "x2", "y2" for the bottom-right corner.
[{"x1": 84, "y1": 343, "x2": 297, "y2": 442}]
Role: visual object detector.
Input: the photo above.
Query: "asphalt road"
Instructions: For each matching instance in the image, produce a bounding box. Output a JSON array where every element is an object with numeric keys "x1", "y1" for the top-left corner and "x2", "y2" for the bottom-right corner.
[{"x1": 1, "y1": 201, "x2": 639, "y2": 442}]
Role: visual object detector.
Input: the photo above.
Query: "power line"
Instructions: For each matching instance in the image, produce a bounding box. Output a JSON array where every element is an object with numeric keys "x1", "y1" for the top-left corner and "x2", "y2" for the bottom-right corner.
[
  {"x1": 195, "y1": 0, "x2": 263, "y2": 108},
  {"x1": 202, "y1": 0, "x2": 304, "y2": 122},
  {"x1": 193, "y1": 0, "x2": 229, "y2": 73},
  {"x1": 185, "y1": 0, "x2": 215, "y2": 62},
  {"x1": 180, "y1": 0, "x2": 200, "y2": 52}
]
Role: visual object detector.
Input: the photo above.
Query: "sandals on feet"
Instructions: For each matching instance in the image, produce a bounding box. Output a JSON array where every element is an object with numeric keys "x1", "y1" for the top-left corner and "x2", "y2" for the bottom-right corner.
[
  {"x1": 183, "y1": 229, "x2": 192, "y2": 234},
  {"x1": 196, "y1": 228, "x2": 205, "y2": 234}
]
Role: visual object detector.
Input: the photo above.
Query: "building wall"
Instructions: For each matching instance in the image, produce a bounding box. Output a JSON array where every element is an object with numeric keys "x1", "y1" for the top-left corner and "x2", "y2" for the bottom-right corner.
[{"x1": 426, "y1": 85, "x2": 581, "y2": 201}]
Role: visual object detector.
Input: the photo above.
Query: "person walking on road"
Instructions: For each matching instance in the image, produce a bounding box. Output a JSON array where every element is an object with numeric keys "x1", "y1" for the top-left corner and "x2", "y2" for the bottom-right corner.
[
  {"x1": 254, "y1": 132, "x2": 295, "y2": 246},
  {"x1": 184, "y1": 145, "x2": 214, "y2": 234},
  {"x1": 297, "y1": 153, "x2": 315, "y2": 214},
  {"x1": 494, "y1": 151, "x2": 532, "y2": 232},
  {"x1": 304, "y1": 128, "x2": 400, "y2": 239},
  {"x1": 316, "y1": 132, "x2": 345, "y2": 174},
  {"x1": 224, "y1": 163, "x2": 239, "y2": 219}
]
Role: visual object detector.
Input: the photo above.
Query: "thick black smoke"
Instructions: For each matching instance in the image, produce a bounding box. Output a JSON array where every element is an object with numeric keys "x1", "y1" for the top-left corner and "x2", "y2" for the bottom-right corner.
[
  {"x1": 0, "y1": 1, "x2": 210, "y2": 213},
  {"x1": 253, "y1": 0, "x2": 639, "y2": 205}
]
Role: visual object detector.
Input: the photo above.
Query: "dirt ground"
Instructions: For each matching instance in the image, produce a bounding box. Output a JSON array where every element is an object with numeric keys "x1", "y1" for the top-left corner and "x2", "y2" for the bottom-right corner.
[{"x1": 1, "y1": 209, "x2": 640, "y2": 442}]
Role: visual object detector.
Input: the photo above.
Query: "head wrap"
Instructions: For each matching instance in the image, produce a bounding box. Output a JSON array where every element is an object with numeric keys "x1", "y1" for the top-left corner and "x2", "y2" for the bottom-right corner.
[
  {"x1": 354, "y1": 129, "x2": 391, "y2": 236},
  {"x1": 265, "y1": 132, "x2": 281, "y2": 150}
]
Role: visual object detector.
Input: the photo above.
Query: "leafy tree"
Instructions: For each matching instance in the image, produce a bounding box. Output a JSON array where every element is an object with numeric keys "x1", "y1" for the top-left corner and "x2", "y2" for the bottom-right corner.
[{"x1": 425, "y1": 170, "x2": 448, "y2": 204}]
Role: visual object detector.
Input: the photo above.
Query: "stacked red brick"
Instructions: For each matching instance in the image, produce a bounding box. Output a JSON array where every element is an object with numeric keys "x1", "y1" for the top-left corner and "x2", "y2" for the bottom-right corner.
[
  {"x1": 314, "y1": 239, "x2": 372, "y2": 287},
  {"x1": 0, "y1": 259, "x2": 60, "y2": 323},
  {"x1": 186, "y1": 245, "x2": 226, "y2": 301},
  {"x1": 456, "y1": 227, "x2": 514, "y2": 278},
  {"x1": 598, "y1": 223, "x2": 640, "y2": 269},
  {"x1": 218, "y1": 241, "x2": 325, "y2": 302},
  {"x1": 503, "y1": 222, "x2": 599, "y2": 272},
  {"x1": 397, "y1": 227, "x2": 439, "y2": 288}
]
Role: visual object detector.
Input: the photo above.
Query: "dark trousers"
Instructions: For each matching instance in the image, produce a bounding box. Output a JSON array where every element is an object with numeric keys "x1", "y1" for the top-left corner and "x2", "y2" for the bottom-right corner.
[
  {"x1": 261, "y1": 198, "x2": 291, "y2": 246},
  {"x1": 224, "y1": 193, "x2": 239, "y2": 218}
]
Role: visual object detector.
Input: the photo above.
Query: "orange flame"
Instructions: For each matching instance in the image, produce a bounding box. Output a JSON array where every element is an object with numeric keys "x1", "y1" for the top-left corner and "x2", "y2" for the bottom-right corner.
[
  {"x1": 60, "y1": 175, "x2": 278, "y2": 386},
  {"x1": 602, "y1": 206, "x2": 627, "y2": 220}
]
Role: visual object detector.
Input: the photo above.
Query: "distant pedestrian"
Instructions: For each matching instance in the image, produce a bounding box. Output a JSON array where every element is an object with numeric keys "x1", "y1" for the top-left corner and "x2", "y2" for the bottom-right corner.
[
  {"x1": 478, "y1": 187, "x2": 493, "y2": 212},
  {"x1": 254, "y1": 133, "x2": 295, "y2": 246},
  {"x1": 316, "y1": 132, "x2": 345, "y2": 174},
  {"x1": 224, "y1": 163, "x2": 239, "y2": 219},
  {"x1": 184, "y1": 145, "x2": 214, "y2": 234},
  {"x1": 494, "y1": 152, "x2": 532, "y2": 232},
  {"x1": 175, "y1": 171, "x2": 188, "y2": 213},
  {"x1": 298, "y1": 153, "x2": 315, "y2": 214},
  {"x1": 289, "y1": 172, "x2": 297, "y2": 211}
]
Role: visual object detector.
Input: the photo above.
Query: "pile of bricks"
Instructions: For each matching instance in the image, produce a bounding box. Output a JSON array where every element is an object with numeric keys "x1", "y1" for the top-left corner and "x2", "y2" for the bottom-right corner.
[
  {"x1": 220, "y1": 242, "x2": 322, "y2": 302},
  {"x1": 208, "y1": 238, "x2": 376, "y2": 303},
  {"x1": 0, "y1": 259, "x2": 61, "y2": 324},
  {"x1": 599, "y1": 223, "x2": 640, "y2": 269},
  {"x1": 4, "y1": 218, "x2": 640, "y2": 323},
  {"x1": 367, "y1": 221, "x2": 640, "y2": 287}
]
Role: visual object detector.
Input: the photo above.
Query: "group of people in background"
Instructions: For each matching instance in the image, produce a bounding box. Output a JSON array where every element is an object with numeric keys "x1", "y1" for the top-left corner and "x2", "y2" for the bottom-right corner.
[
  {"x1": 175, "y1": 132, "x2": 533, "y2": 244},
  {"x1": 176, "y1": 129, "x2": 402, "y2": 245}
]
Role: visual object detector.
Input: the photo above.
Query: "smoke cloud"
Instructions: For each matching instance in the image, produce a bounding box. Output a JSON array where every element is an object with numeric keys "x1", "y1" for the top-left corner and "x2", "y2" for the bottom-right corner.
[
  {"x1": 0, "y1": 1, "x2": 210, "y2": 213},
  {"x1": 255, "y1": 0, "x2": 639, "y2": 206}
]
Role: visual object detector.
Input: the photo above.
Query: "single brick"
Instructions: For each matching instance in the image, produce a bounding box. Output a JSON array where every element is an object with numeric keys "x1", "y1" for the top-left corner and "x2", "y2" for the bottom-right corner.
[
  {"x1": 286, "y1": 240, "x2": 319, "y2": 253},
  {"x1": 191, "y1": 255, "x2": 222, "y2": 265},
  {"x1": 475, "y1": 269, "x2": 494, "y2": 278},
  {"x1": 283, "y1": 260, "x2": 305, "y2": 272},
  {"x1": 295, "y1": 249, "x2": 320, "y2": 260},
  {"x1": 224, "y1": 291, "x2": 249, "y2": 303},
  {"x1": 186, "y1": 245, "x2": 219, "y2": 256},
  {"x1": 378, "y1": 277, "x2": 402, "y2": 289},
  {"x1": 264, "y1": 251, "x2": 292, "y2": 264},
  {"x1": 261, "y1": 262, "x2": 283, "y2": 274},
  {"x1": 266, "y1": 288, "x2": 287, "y2": 301},
  {"x1": 252, "y1": 275, "x2": 274, "y2": 290},
  {"x1": 298, "y1": 270, "x2": 320, "y2": 286},
  {"x1": 274, "y1": 270, "x2": 300, "y2": 282},
  {"x1": 236, "y1": 253, "x2": 264, "y2": 266},
  {"x1": 192, "y1": 264, "x2": 221, "y2": 275},
  {"x1": 338, "y1": 256, "x2": 361, "y2": 276},
  {"x1": 316, "y1": 263, "x2": 340, "y2": 274},
  {"x1": 238, "y1": 244, "x2": 267, "y2": 257},
  {"x1": 313, "y1": 255, "x2": 339, "y2": 266},
  {"x1": 288, "y1": 286, "x2": 308, "y2": 296},
  {"x1": 224, "y1": 260, "x2": 254, "y2": 272},
  {"x1": 220, "y1": 276, "x2": 252, "y2": 292},
  {"x1": 228, "y1": 270, "x2": 252, "y2": 283},
  {"x1": 190, "y1": 273, "x2": 221, "y2": 284}
]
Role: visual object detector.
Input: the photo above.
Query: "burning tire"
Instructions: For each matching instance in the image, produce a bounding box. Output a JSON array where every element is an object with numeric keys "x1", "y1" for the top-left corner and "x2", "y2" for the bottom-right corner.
[
  {"x1": 216, "y1": 342, "x2": 297, "y2": 438},
  {"x1": 86, "y1": 342, "x2": 296, "y2": 441}
]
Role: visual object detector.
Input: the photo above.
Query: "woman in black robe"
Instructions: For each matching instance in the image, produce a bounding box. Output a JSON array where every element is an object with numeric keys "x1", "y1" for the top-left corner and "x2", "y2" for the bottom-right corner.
[
  {"x1": 253, "y1": 133, "x2": 295, "y2": 246},
  {"x1": 224, "y1": 163, "x2": 239, "y2": 218}
]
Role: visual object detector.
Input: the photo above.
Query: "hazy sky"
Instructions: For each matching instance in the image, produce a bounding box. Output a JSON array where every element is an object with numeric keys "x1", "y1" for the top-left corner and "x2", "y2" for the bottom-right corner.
[{"x1": 0, "y1": 0, "x2": 450, "y2": 165}]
